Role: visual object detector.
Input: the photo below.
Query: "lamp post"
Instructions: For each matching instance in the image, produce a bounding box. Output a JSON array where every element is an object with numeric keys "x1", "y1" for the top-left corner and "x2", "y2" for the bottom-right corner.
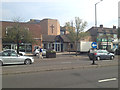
[
  {"x1": 95, "y1": 0, "x2": 103, "y2": 27},
  {"x1": 95, "y1": 0, "x2": 103, "y2": 49}
]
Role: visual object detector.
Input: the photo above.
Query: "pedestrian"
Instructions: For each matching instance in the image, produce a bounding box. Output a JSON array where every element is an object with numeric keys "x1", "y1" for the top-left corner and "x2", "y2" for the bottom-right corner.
[{"x1": 39, "y1": 47, "x2": 43, "y2": 59}]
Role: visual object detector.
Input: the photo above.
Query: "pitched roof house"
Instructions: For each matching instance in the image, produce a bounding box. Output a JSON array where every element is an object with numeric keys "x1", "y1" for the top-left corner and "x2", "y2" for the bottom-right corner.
[{"x1": 87, "y1": 25, "x2": 117, "y2": 49}]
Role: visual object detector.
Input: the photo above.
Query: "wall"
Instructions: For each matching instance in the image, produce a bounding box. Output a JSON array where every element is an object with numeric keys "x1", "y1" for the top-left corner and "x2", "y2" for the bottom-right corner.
[{"x1": 40, "y1": 19, "x2": 60, "y2": 35}]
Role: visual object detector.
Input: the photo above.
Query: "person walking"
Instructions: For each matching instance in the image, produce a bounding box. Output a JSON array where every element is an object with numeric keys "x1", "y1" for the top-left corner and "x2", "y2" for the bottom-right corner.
[{"x1": 39, "y1": 47, "x2": 43, "y2": 59}]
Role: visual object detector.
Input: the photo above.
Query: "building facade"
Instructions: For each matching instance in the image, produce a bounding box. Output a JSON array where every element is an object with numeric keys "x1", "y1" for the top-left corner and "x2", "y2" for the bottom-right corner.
[
  {"x1": 87, "y1": 25, "x2": 117, "y2": 50},
  {"x1": 1, "y1": 21, "x2": 42, "y2": 52},
  {"x1": 1, "y1": 18, "x2": 62, "y2": 52},
  {"x1": 39, "y1": 19, "x2": 60, "y2": 35}
]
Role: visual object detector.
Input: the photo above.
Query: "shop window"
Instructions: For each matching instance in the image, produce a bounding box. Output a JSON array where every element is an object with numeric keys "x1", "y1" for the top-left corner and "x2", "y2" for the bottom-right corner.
[{"x1": 70, "y1": 44, "x2": 73, "y2": 49}]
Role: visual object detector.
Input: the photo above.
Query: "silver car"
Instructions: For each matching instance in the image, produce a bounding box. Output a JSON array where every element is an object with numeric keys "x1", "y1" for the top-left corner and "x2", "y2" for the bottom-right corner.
[
  {"x1": 3, "y1": 49, "x2": 26, "y2": 56},
  {"x1": 0, "y1": 51, "x2": 34, "y2": 66},
  {"x1": 88, "y1": 49, "x2": 115, "y2": 60}
]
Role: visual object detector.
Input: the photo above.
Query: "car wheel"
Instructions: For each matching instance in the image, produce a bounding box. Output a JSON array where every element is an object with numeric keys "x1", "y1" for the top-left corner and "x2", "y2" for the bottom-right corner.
[
  {"x1": 24, "y1": 59, "x2": 31, "y2": 65},
  {"x1": 19, "y1": 53, "x2": 23, "y2": 56},
  {"x1": 36, "y1": 53, "x2": 39, "y2": 56},
  {"x1": 0, "y1": 61, "x2": 3, "y2": 66},
  {"x1": 110, "y1": 56, "x2": 114, "y2": 60},
  {"x1": 97, "y1": 56, "x2": 100, "y2": 60}
]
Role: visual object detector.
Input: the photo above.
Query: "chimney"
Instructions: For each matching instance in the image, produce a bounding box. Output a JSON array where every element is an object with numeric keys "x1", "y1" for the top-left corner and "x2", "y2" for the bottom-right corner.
[
  {"x1": 113, "y1": 25, "x2": 116, "y2": 29},
  {"x1": 100, "y1": 24, "x2": 103, "y2": 28}
]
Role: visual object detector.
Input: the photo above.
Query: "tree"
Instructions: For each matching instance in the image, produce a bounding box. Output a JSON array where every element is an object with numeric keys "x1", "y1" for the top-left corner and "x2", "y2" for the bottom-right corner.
[
  {"x1": 3, "y1": 17, "x2": 34, "y2": 54},
  {"x1": 65, "y1": 17, "x2": 88, "y2": 56}
]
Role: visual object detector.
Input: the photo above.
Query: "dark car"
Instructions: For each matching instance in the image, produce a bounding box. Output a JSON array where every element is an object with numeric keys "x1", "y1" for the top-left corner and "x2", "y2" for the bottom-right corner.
[
  {"x1": 88, "y1": 49, "x2": 115, "y2": 60},
  {"x1": 109, "y1": 48, "x2": 120, "y2": 55}
]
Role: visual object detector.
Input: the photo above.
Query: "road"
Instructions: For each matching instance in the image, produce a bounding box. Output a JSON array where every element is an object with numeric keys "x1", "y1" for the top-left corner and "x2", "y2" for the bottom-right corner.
[
  {"x1": 2, "y1": 66, "x2": 118, "y2": 88},
  {"x1": 2, "y1": 54, "x2": 118, "y2": 75}
]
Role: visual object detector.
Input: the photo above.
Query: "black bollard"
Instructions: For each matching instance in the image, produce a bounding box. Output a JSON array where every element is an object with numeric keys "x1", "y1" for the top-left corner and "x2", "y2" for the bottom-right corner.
[{"x1": 91, "y1": 53, "x2": 97, "y2": 65}]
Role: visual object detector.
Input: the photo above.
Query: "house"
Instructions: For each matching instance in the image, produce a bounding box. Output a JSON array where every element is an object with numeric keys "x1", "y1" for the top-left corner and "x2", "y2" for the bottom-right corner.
[{"x1": 87, "y1": 25, "x2": 117, "y2": 50}]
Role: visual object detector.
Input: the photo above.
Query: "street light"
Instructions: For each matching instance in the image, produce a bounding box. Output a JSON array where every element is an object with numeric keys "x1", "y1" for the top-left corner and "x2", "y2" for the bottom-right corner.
[{"x1": 95, "y1": 0, "x2": 103, "y2": 27}]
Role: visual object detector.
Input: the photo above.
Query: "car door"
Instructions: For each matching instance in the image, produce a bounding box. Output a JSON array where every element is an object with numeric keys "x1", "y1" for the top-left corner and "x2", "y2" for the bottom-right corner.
[
  {"x1": 102, "y1": 50, "x2": 109, "y2": 59},
  {"x1": 97, "y1": 50, "x2": 104, "y2": 59},
  {"x1": 9, "y1": 52, "x2": 23, "y2": 64},
  {"x1": 2, "y1": 52, "x2": 11, "y2": 64}
]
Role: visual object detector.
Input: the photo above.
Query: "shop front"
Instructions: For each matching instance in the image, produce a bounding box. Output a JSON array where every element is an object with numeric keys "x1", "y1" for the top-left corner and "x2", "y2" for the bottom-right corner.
[{"x1": 3, "y1": 43, "x2": 32, "y2": 52}]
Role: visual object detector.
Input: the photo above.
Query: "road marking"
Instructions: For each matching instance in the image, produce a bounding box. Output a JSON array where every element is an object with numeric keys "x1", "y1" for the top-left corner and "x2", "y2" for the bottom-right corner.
[{"x1": 98, "y1": 78, "x2": 117, "y2": 83}]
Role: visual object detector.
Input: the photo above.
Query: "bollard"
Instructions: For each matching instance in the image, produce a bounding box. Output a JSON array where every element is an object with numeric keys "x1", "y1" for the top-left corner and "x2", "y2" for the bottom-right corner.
[{"x1": 91, "y1": 53, "x2": 97, "y2": 65}]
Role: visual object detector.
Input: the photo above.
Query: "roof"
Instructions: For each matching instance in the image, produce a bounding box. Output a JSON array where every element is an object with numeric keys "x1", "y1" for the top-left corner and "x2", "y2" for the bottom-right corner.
[
  {"x1": 59, "y1": 35, "x2": 70, "y2": 43},
  {"x1": 87, "y1": 26, "x2": 117, "y2": 36},
  {"x1": 42, "y1": 35, "x2": 56, "y2": 42},
  {"x1": 42, "y1": 34, "x2": 70, "y2": 43}
]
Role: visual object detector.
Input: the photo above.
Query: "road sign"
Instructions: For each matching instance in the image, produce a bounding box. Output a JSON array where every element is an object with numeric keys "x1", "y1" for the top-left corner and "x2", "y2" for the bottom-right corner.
[{"x1": 91, "y1": 42, "x2": 97, "y2": 49}]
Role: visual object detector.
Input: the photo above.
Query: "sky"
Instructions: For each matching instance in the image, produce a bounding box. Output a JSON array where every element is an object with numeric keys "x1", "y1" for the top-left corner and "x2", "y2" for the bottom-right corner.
[{"x1": 0, "y1": 0, "x2": 120, "y2": 30}]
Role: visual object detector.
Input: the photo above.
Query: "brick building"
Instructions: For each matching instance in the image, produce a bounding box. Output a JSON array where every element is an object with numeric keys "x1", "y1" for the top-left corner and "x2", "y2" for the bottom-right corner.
[
  {"x1": 1, "y1": 21, "x2": 42, "y2": 52},
  {"x1": 87, "y1": 25, "x2": 117, "y2": 50},
  {"x1": 1, "y1": 18, "x2": 61, "y2": 52}
]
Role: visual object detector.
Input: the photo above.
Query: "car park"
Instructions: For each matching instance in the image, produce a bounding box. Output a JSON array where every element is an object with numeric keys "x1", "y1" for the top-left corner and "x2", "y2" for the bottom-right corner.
[
  {"x1": 88, "y1": 49, "x2": 115, "y2": 60},
  {"x1": 0, "y1": 50, "x2": 34, "y2": 66}
]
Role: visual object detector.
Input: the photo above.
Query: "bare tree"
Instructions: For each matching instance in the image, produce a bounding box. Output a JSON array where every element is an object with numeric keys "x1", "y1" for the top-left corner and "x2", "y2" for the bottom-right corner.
[
  {"x1": 3, "y1": 17, "x2": 34, "y2": 54},
  {"x1": 65, "y1": 17, "x2": 88, "y2": 56}
]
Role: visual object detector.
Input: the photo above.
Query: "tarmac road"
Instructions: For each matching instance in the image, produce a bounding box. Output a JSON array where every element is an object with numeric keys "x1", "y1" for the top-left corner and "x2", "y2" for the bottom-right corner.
[
  {"x1": 2, "y1": 66, "x2": 118, "y2": 88},
  {"x1": 1, "y1": 53, "x2": 118, "y2": 75}
]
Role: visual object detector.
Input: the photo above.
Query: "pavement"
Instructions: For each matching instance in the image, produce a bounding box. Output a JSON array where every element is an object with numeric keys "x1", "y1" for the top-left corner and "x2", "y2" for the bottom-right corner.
[{"x1": 1, "y1": 52, "x2": 119, "y2": 75}]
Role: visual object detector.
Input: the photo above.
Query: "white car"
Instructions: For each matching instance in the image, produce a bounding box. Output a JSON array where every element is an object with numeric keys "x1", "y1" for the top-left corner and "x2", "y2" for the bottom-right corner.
[
  {"x1": 33, "y1": 49, "x2": 46, "y2": 56},
  {"x1": 3, "y1": 49, "x2": 26, "y2": 56},
  {"x1": 0, "y1": 50, "x2": 34, "y2": 66}
]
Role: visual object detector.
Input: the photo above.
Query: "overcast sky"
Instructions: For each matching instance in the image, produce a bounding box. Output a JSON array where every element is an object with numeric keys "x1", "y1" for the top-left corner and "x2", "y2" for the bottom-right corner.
[{"x1": 0, "y1": 0, "x2": 120, "y2": 30}]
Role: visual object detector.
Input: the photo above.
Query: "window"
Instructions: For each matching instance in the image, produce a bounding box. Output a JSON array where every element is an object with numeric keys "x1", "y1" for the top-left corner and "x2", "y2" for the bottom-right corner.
[
  {"x1": 2, "y1": 52, "x2": 10, "y2": 56},
  {"x1": 113, "y1": 34, "x2": 117, "y2": 39},
  {"x1": 10, "y1": 52, "x2": 17, "y2": 57},
  {"x1": 25, "y1": 28, "x2": 29, "y2": 31},
  {"x1": 99, "y1": 33, "x2": 103, "y2": 36},
  {"x1": 70, "y1": 44, "x2": 73, "y2": 49},
  {"x1": 6, "y1": 26, "x2": 13, "y2": 35}
]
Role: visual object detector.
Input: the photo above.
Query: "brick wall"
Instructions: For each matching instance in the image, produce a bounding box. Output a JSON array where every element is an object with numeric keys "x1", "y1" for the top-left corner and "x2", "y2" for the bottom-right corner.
[{"x1": 40, "y1": 19, "x2": 60, "y2": 35}]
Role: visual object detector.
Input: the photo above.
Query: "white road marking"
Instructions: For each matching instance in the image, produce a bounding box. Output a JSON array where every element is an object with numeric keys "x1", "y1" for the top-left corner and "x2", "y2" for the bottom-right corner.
[{"x1": 98, "y1": 78, "x2": 117, "y2": 83}]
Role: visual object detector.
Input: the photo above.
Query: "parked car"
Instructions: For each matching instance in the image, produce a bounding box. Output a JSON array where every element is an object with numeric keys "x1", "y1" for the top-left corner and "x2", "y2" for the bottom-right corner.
[
  {"x1": 0, "y1": 50, "x2": 34, "y2": 66},
  {"x1": 109, "y1": 48, "x2": 120, "y2": 55},
  {"x1": 88, "y1": 49, "x2": 115, "y2": 60},
  {"x1": 33, "y1": 49, "x2": 46, "y2": 56},
  {"x1": 3, "y1": 49, "x2": 26, "y2": 56},
  {"x1": 108, "y1": 47, "x2": 117, "y2": 54}
]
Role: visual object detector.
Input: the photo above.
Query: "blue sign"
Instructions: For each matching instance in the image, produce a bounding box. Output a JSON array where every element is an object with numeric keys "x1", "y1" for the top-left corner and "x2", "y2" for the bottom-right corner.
[{"x1": 91, "y1": 42, "x2": 97, "y2": 49}]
